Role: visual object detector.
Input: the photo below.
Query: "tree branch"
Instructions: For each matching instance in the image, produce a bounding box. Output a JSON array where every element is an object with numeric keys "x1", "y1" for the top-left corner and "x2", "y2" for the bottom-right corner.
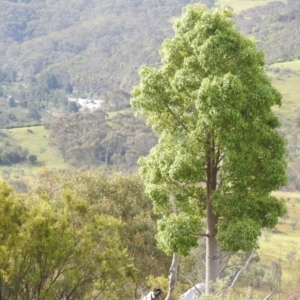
[
  {"x1": 216, "y1": 155, "x2": 225, "y2": 165},
  {"x1": 263, "y1": 291, "x2": 273, "y2": 300},
  {"x1": 164, "y1": 103, "x2": 190, "y2": 132},
  {"x1": 229, "y1": 250, "x2": 256, "y2": 289},
  {"x1": 168, "y1": 179, "x2": 207, "y2": 188}
]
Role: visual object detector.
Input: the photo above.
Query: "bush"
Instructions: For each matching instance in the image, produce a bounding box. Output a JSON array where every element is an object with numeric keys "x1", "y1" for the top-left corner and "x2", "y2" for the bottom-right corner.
[{"x1": 28, "y1": 154, "x2": 37, "y2": 164}]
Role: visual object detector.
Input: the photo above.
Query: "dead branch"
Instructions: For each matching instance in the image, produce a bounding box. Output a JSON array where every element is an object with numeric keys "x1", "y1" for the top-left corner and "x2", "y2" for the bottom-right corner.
[{"x1": 229, "y1": 250, "x2": 256, "y2": 289}]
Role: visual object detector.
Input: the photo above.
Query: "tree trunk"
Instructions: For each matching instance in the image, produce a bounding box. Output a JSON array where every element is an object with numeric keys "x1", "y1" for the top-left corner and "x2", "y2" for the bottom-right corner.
[
  {"x1": 205, "y1": 205, "x2": 219, "y2": 294},
  {"x1": 165, "y1": 254, "x2": 179, "y2": 300},
  {"x1": 205, "y1": 136, "x2": 220, "y2": 295}
]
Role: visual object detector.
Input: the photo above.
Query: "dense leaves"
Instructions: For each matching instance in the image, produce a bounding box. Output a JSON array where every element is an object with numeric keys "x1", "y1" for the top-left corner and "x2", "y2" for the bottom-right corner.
[
  {"x1": 0, "y1": 181, "x2": 135, "y2": 300},
  {"x1": 132, "y1": 4, "x2": 287, "y2": 291},
  {"x1": 36, "y1": 170, "x2": 171, "y2": 288}
]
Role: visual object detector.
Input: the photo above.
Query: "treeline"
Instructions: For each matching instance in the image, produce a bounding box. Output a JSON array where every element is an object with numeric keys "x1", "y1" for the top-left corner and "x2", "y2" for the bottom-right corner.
[
  {"x1": 47, "y1": 111, "x2": 157, "y2": 171},
  {"x1": 0, "y1": 70, "x2": 75, "y2": 129}
]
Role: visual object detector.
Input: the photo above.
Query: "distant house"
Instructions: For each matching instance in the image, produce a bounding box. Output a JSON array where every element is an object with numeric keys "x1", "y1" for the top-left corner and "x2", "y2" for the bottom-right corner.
[{"x1": 68, "y1": 98, "x2": 104, "y2": 111}]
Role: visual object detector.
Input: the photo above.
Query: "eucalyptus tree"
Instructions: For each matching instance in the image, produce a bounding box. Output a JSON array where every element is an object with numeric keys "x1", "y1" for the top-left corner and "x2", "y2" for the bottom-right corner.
[{"x1": 131, "y1": 4, "x2": 287, "y2": 294}]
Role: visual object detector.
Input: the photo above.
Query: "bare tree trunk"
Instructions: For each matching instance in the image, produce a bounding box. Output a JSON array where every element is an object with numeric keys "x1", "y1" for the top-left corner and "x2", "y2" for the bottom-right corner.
[
  {"x1": 205, "y1": 206, "x2": 219, "y2": 295},
  {"x1": 205, "y1": 135, "x2": 220, "y2": 295},
  {"x1": 165, "y1": 254, "x2": 179, "y2": 300}
]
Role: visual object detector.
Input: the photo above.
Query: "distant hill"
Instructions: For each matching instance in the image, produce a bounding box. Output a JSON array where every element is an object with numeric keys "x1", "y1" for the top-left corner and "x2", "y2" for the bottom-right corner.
[
  {"x1": 0, "y1": 0, "x2": 214, "y2": 97},
  {"x1": 0, "y1": 0, "x2": 299, "y2": 111},
  {"x1": 236, "y1": 0, "x2": 300, "y2": 63}
]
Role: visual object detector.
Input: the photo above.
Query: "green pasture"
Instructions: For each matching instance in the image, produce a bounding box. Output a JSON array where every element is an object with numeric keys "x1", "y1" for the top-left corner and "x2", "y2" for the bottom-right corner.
[
  {"x1": 216, "y1": 0, "x2": 287, "y2": 14},
  {"x1": 272, "y1": 76, "x2": 300, "y2": 124},
  {"x1": 271, "y1": 60, "x2": 300, "y2": 72},
  {"x1": 270, "y1": 66, "x2": 300, "y2": 123},
  {"x1": 0, "y1": 126, "x2": 67, "y2": 185},
  {"x1": 255, "y1": 63, "x2": 300, "y2": 296}
]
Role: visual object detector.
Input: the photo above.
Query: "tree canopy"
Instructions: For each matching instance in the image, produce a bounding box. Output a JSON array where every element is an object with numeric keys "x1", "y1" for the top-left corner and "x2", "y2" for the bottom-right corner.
[
  {"x1": 0, "y1": 181, "x2": 135, "y2": 299},
  {"x1": 36, "y1": 170, "x2": 171, "y2": 290},
  {"x1": 131, "y1": 4, "x2": 287, "y2": 294}
]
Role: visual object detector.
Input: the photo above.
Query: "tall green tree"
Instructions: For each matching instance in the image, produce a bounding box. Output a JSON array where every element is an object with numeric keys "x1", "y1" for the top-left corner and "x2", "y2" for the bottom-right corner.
[{"x1": 131, "y1": 4, "x2": 287, "y2": 294}]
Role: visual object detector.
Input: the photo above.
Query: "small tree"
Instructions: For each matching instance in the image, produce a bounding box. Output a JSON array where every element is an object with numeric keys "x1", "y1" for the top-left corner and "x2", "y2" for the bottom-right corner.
[
  {"x1": 28, "y1": 154, "x2": 37, "y2": 164},
  {"x1": 131, "y1": 4, "x2": 287, "y2": 295}
]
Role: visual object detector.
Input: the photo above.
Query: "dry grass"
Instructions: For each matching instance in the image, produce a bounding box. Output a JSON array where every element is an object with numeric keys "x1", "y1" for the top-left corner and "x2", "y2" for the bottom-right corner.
[
  {"x1": 215, "y1": 0, "x2": 287, "y2": 14},
  {"x1": 270, "y1": 71, "x2": 300, "y2": 122},
  {"x1": 271, "y1": 60, "x2": 300, "y2": 72},
  {"x1": 258, "y1": 193, "x2": 300, "y2": 295}
]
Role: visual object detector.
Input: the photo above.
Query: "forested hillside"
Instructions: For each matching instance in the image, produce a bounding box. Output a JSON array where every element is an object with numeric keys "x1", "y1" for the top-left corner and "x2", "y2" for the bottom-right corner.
[
  {"x1": 0, "y1": 0, "x2": 299, "y2": 98},
  {"x1": 0, "y1": 0, "x2": 299, "y2": 125},
  {"x1": 1, "y1": 1, "x2": 300, "y2": 299},
  {"x1": 0, "y1": 0, "x2": 299, "y2": 114},
  {"x1": 1, "y1": 0, "x2": 300, "y2": 187},
  {"x1": 0, "y1": 0, "x2": 212, "y2": 96},
  {"x1": 236, "y1": 0, "x2": 300, "y2": 63},
  {"x1": 0, "y1": 0, "x2": 216, "y2": 129}
]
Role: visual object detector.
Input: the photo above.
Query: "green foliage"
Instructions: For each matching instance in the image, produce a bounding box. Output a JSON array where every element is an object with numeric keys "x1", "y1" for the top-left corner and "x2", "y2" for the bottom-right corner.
[
  {"x1": 131, "y1": 3, "x2": 287, "y2": 258},
  {"x1": 156, "y1": 214, "x2": 204, "y2": 256},
  {"x1": 0, "y1": 133, "x2": 28, "y2": 166},
  {"x1": 28, "y1": 153, "x2": 37, "y2": 164},
  {"x1": 47, "y1": 111, "x2": 157, "y2": 171},
  {"x1": 0, "y1": 180, "x2": 136, "y2": 299},
  {"x1": 36, "y1": 170, "x2": 171, "y2": 288}
]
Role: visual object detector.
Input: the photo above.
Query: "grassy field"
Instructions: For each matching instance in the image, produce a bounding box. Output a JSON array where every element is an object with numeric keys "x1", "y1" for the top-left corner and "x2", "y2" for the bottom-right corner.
[
  {"x1": 271, "y1": 60, "x2": 300, "y2": 72},
  {"x1": 215, "y1": 0, "x2": 287, "y2": 14},
  {"x1": 271, "y1": 73, "x2": 300, "y2": 124},
  {"x1": 265, "y1": 59, "x2": 300, "y2": 130},
  {"x1": 255, "y1": 62, "x2": 300, "y2": 297},
  {"x1": 258, "y1": 192, "x2": 300, "y2": 297},
  {"x1": 0, "y1": 126, "x2": 67, "y2": 187}
]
